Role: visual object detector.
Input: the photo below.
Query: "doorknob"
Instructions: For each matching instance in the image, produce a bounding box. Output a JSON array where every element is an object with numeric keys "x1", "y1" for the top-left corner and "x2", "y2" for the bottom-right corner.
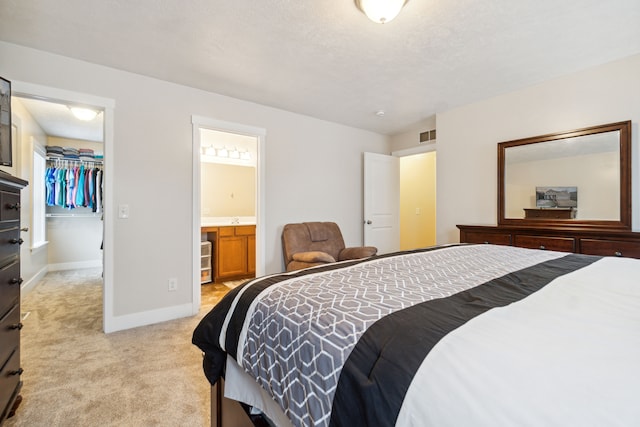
[{"x1": 365, "y1": 220, "x2": 372, "y2": 225}]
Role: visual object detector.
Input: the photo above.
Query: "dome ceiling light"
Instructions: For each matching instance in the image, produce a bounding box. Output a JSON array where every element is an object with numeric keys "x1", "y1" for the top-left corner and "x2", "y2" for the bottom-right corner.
[{"x1": 355, "y1": 0, "x2": 409, "y2": 24}]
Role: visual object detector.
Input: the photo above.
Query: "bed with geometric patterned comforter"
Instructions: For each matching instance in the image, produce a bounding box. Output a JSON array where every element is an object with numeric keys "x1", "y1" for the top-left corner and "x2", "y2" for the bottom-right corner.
[{"x1": 193, "y1": 244, "x2": 640, "y2": 427}]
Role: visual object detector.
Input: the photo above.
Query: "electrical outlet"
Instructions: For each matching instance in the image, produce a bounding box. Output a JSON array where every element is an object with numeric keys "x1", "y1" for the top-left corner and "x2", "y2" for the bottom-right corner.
[{"x1": 168, "y1": 278, "x2": 178, "y2": 292}]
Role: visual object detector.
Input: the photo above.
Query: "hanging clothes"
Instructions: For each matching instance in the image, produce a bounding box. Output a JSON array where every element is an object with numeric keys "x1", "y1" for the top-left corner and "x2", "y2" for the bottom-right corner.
[{"x1": 45, "y1": 160, "x2": 103, "y2": 212}]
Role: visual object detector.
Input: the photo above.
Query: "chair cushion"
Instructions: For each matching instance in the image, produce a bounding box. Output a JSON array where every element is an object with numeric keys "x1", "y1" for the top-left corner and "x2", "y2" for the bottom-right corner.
[
  {"x1": 292, "y1": 251, "x2": 336, "y2": 264},
  {"x1": 338, "y1": 246, "x2": 378, "y2": 261}
]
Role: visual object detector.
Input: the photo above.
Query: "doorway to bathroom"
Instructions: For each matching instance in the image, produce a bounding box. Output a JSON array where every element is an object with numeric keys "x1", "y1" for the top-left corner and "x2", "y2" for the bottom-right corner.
[{"x1": 191, "y1": 116, "x2": 265, "y2": 311}]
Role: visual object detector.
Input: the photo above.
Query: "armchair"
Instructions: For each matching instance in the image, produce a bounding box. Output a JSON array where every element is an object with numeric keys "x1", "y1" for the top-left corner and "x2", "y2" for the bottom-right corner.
[{"x1": 282, "y1": 222, "x2": 377, "y2": 272}]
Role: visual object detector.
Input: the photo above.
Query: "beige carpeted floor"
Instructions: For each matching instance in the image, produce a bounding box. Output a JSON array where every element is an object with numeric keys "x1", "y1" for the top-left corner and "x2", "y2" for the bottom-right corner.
[{"x1": 5, "y1": 268, "x2": 231, "y2": 427}]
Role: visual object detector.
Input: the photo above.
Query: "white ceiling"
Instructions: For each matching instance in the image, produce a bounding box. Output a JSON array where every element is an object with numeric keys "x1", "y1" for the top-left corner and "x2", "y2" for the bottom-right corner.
[
  {"x1": 1, "y1": 0, "x2": 640, "y2": 137},
  {"x1": 16, "y1": 97, "x2": 104, "y2": 143}
]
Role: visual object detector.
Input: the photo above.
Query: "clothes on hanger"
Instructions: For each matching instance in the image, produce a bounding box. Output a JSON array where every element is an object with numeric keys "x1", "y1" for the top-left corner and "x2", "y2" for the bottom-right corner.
[{"x1": 45, "y1": 161, "x2": 103, "y2": 212}]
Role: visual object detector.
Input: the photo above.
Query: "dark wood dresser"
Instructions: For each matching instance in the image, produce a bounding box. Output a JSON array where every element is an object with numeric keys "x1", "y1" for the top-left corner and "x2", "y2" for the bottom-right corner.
[
  {"x1": 457, "y1": 224, "x2": 640, "y2": 259},
  {"x1": 0, "y1": 172, "x2": 28, "y2": 425}
]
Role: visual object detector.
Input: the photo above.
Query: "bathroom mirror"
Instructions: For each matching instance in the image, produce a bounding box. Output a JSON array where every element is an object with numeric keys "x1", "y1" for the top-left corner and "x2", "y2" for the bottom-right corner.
[{"x1": 498, "y1": 121, "x2": 631, "y2": 229}]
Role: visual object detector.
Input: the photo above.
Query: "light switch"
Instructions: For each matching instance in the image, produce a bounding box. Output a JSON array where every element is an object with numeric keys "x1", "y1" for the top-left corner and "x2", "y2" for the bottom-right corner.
[{"x1": 118, "y1": 204, "x2": 129, "y2": 219}]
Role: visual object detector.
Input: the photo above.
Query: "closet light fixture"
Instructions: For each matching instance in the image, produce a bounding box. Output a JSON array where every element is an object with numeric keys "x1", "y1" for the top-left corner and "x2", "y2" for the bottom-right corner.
[
  {"x1": 355, "y1": 0, "x2": 408, "y2": 24},
  {"x1": 69, "y1": 106, "x2": 99, "y2": 121}
]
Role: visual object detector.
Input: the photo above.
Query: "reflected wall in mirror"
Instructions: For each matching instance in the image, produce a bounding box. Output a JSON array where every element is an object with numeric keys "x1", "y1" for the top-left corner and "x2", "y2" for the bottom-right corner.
[{"x1": 498, "y1": 121, "x2": 631, "y2": 230}]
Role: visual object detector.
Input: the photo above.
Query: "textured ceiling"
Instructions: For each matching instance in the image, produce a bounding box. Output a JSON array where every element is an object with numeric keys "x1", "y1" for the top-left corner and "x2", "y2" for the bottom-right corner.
[{"x1": 1, "y1": 0, "x2": 640, "y2": 136}]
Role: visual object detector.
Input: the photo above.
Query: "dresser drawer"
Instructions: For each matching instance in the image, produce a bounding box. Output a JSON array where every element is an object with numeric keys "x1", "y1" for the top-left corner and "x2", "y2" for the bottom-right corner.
[
  {"x1": 514, "y1": 235, "x2": 575, "y2": 252},
  {"x1": 0, "y1": 191, "x2": 20, "y2": 222},
  {"x1": 0, "y1": 262, "x2": 20, "y2": 318},
  {"x1": 0, "y1": 348, "x2": 21, "y2": 420},
  {"x1": 234, "y1": 225, "x2": 255, "y2": 236},
  {"x1": 0, "y1": 227, "x2": 20, "y2": 269},
  {"x1": 461, "y1": 231, "x2": 511, "y2": 245},
  {"x1": 580, "y1": 239, "x2": 640, "y2": 259},
  {"x1": 218, "y1": 227, "x2": 235, "y2": 237},
  {"x1": 0, "y1": 304, "x2": 20, "y2": 368}
]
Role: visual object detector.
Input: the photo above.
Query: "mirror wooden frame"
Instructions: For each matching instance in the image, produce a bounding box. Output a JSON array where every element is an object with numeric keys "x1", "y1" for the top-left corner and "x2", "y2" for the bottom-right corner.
[{"x1": 498, "y1": 120, "x2": 632, "y2": 230}]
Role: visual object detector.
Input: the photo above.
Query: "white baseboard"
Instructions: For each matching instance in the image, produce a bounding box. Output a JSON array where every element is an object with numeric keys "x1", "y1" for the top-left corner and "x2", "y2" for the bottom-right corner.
[
  {"x1": 21, "y1": 265, "x2": 49, "y2": 295},
  {"x1": 104, "y1": 302, "x2": 194, "y2": 334},
  {"x1": 48, "y1": 260, "x2": 102, "y2": 272}
]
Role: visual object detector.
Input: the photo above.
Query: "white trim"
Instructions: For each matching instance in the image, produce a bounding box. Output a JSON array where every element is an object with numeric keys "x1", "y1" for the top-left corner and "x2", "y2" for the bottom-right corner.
[
  {"x1": 11, "y1": 81, "x2": 116, "y2": 110},
  {"x1": 191, "y1": 115, "x2": 266, "y2": 315},
  {"x1": 391, "y1": 142, "x2": 437, "y2": 157},
  {"x1": 105, "y1": 303, "x2": 194, "y2": 334},
  {"x1": 12, "y1": 79, "x2": 115, "y2": 334},
  {"x1": 30, "y1": 241, "x2": 48, "y2": 253},
  {"x1": 20, "y1": 265, "x2": 48, "y2": 296},
  {"x1": 47, "y1": 259, "x2": 102, "y2": 271}
]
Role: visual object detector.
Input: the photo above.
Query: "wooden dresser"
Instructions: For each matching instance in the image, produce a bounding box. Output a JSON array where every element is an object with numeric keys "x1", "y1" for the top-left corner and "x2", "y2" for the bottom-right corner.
[
  {"x1": 0, "y1": 173, "x2": 27, "y2": 425},
  {"x1": 457, "y1": 224, "x2": 640, "y2": 259}
]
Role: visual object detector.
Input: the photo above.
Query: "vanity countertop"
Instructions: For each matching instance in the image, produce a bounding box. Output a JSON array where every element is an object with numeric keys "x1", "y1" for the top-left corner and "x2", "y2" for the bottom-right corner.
[{"x1": 201, "y1": 216, "x2": 256, "y2": 227}]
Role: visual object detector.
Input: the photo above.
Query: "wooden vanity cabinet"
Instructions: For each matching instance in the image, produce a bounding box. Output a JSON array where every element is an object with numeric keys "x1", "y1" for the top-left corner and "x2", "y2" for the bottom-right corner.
[{"x1": 215, "y1": 225, "x2": 256, "y2": 282}]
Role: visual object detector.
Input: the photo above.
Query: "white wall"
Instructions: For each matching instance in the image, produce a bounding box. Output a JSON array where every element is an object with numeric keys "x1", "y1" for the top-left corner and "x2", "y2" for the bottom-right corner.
[
  {"x1": 0, "y1": 41, "x2": 388, "y2": 330},
  {"x1": 7, "y1": 98, "x2": 49, "y2": 291},
  {"x1": 389, "y1": 115, "x2": 437, "y2": 153},
  {"x1": 436, "y1": 53, "x2": 640, "y2": 244}
]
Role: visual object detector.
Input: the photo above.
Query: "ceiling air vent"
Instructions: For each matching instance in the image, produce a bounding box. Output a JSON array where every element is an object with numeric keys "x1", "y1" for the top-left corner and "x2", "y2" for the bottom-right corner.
[{"x1": 419, "y1": 129, "x2": 436, "y2": 144}]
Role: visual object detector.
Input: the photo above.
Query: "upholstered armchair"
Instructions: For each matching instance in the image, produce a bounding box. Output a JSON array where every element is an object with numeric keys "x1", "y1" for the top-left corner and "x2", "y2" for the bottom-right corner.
[{"x1": 282, "y1": 222, "x2": 378, "y2": 272}]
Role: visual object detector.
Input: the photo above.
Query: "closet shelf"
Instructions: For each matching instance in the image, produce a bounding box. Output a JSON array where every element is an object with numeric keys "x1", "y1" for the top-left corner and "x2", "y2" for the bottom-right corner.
[
  {"x1": 46, "y1": 156, "x2": 103, "y2": 165},
  {"x1": 46, "y1": 213, "x2": 101, "y2": 218}
]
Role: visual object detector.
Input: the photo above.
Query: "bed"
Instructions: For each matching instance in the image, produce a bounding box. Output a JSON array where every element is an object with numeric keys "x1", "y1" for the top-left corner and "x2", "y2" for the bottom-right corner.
[{"x1": 192, "y1": 244, "x2": 640, "y2": 427}]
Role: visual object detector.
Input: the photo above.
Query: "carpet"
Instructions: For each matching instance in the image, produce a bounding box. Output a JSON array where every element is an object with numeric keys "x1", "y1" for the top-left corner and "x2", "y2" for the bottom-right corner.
[{"x1": 5, "y1": 268, "x2": 229, "y2": 427}]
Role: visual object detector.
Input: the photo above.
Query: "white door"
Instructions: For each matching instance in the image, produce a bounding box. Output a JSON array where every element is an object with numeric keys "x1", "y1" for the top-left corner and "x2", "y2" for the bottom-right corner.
[{"x1": 364, "y1": 152, "x2": 400, "y2": 254}]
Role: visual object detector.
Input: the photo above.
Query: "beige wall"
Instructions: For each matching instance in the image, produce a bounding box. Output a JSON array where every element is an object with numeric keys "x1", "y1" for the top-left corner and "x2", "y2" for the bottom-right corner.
[
  {"x1": 389, "y1": 115, "x2": 437, "y2": 153},
  {"x1": 400, "y1": 152, "x2": 436, "y2": 250},
  {"x1": 436, "y1": 53, "x2": 640, "y2": 244},
  {"x1": 201, "y1": 163, "x2": 255, "y2": 217},
  {"x1": 505, "y1": 152, "x2": 619, "y2": 220},
  {"x1": 0, "y1": 41, "x2": 388, "y2": 330}
]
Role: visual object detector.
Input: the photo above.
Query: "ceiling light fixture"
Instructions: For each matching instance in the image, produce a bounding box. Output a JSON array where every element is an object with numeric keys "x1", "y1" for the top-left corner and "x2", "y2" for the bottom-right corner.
[
  {"x1": 69, "y1": 106, "x2": 99, "y2": 121},
  {"x1": 355, "y1": 0, "x2": 408, "y2": 24}
]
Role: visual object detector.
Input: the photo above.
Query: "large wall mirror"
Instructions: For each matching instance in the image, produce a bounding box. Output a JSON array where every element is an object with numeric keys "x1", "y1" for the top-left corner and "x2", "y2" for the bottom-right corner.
[{"x1": 498, "y1": 120, "x2": 631, "y2": 230}]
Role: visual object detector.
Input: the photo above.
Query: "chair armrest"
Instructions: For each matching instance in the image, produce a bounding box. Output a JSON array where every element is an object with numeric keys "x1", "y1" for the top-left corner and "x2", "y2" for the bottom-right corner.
[
  {"x1": 292, "y1": 251, "x2": 336, "y2": 264},
  {"x1": 338, "y1": 246, "x2": 377, "y2": 261}
]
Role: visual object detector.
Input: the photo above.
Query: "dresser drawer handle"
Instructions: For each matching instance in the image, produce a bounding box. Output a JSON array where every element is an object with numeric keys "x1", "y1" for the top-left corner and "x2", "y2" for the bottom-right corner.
[
  {"x1": 614, "y1": 251, "x2": 623, "y2": 257},
  {"x1": 10, "y1": 322, "x2": 23, "y2": 330},
  {"x1": 9, "y1": 238, "x2": 24, "y2": 245},
  {"x1": 9, "y1": 368, "x2": 24, "y2": 376},
  {"x1": 539, "y1": 245, "x2": 546, "y2": 250},
  {"x1": 9, "y1": 277, "x2": 23, "y2": 285},
  {"x1": 6, "y1": 203, "x2": 20, "y2": 211}
]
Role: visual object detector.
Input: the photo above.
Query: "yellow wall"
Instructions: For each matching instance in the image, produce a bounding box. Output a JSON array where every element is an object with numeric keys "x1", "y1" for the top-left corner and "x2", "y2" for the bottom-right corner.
[
  {"x1": 400, "y1": 152, "x2": 436, "y2": 250},
  {"x1": 201, "y1": 163, "x2": 256, "y2": 216}
]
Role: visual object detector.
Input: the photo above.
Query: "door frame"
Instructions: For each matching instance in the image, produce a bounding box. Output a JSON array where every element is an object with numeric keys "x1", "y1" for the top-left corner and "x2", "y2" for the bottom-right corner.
[
  {"x1": 191, "y1": 116, "x2": 265, "y2": 313},
  {"x1": 12, "y1": 80, "x2": 115, "y2": 332}
]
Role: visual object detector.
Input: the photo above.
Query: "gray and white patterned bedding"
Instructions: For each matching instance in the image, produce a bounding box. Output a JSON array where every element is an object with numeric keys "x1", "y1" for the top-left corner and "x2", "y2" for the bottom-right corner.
[{"x1": 193, "y1": 244, "x2": 640, "y2": 427}]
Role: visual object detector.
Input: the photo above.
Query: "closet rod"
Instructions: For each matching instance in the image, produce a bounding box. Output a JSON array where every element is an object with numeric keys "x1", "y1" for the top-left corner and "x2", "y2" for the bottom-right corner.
[
  {"x1": 46, "y1": 157, "x2": 103, "y2": 165},
  {"x1": 45, "y1": 213, "x2": 101, "y2": 218}
]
